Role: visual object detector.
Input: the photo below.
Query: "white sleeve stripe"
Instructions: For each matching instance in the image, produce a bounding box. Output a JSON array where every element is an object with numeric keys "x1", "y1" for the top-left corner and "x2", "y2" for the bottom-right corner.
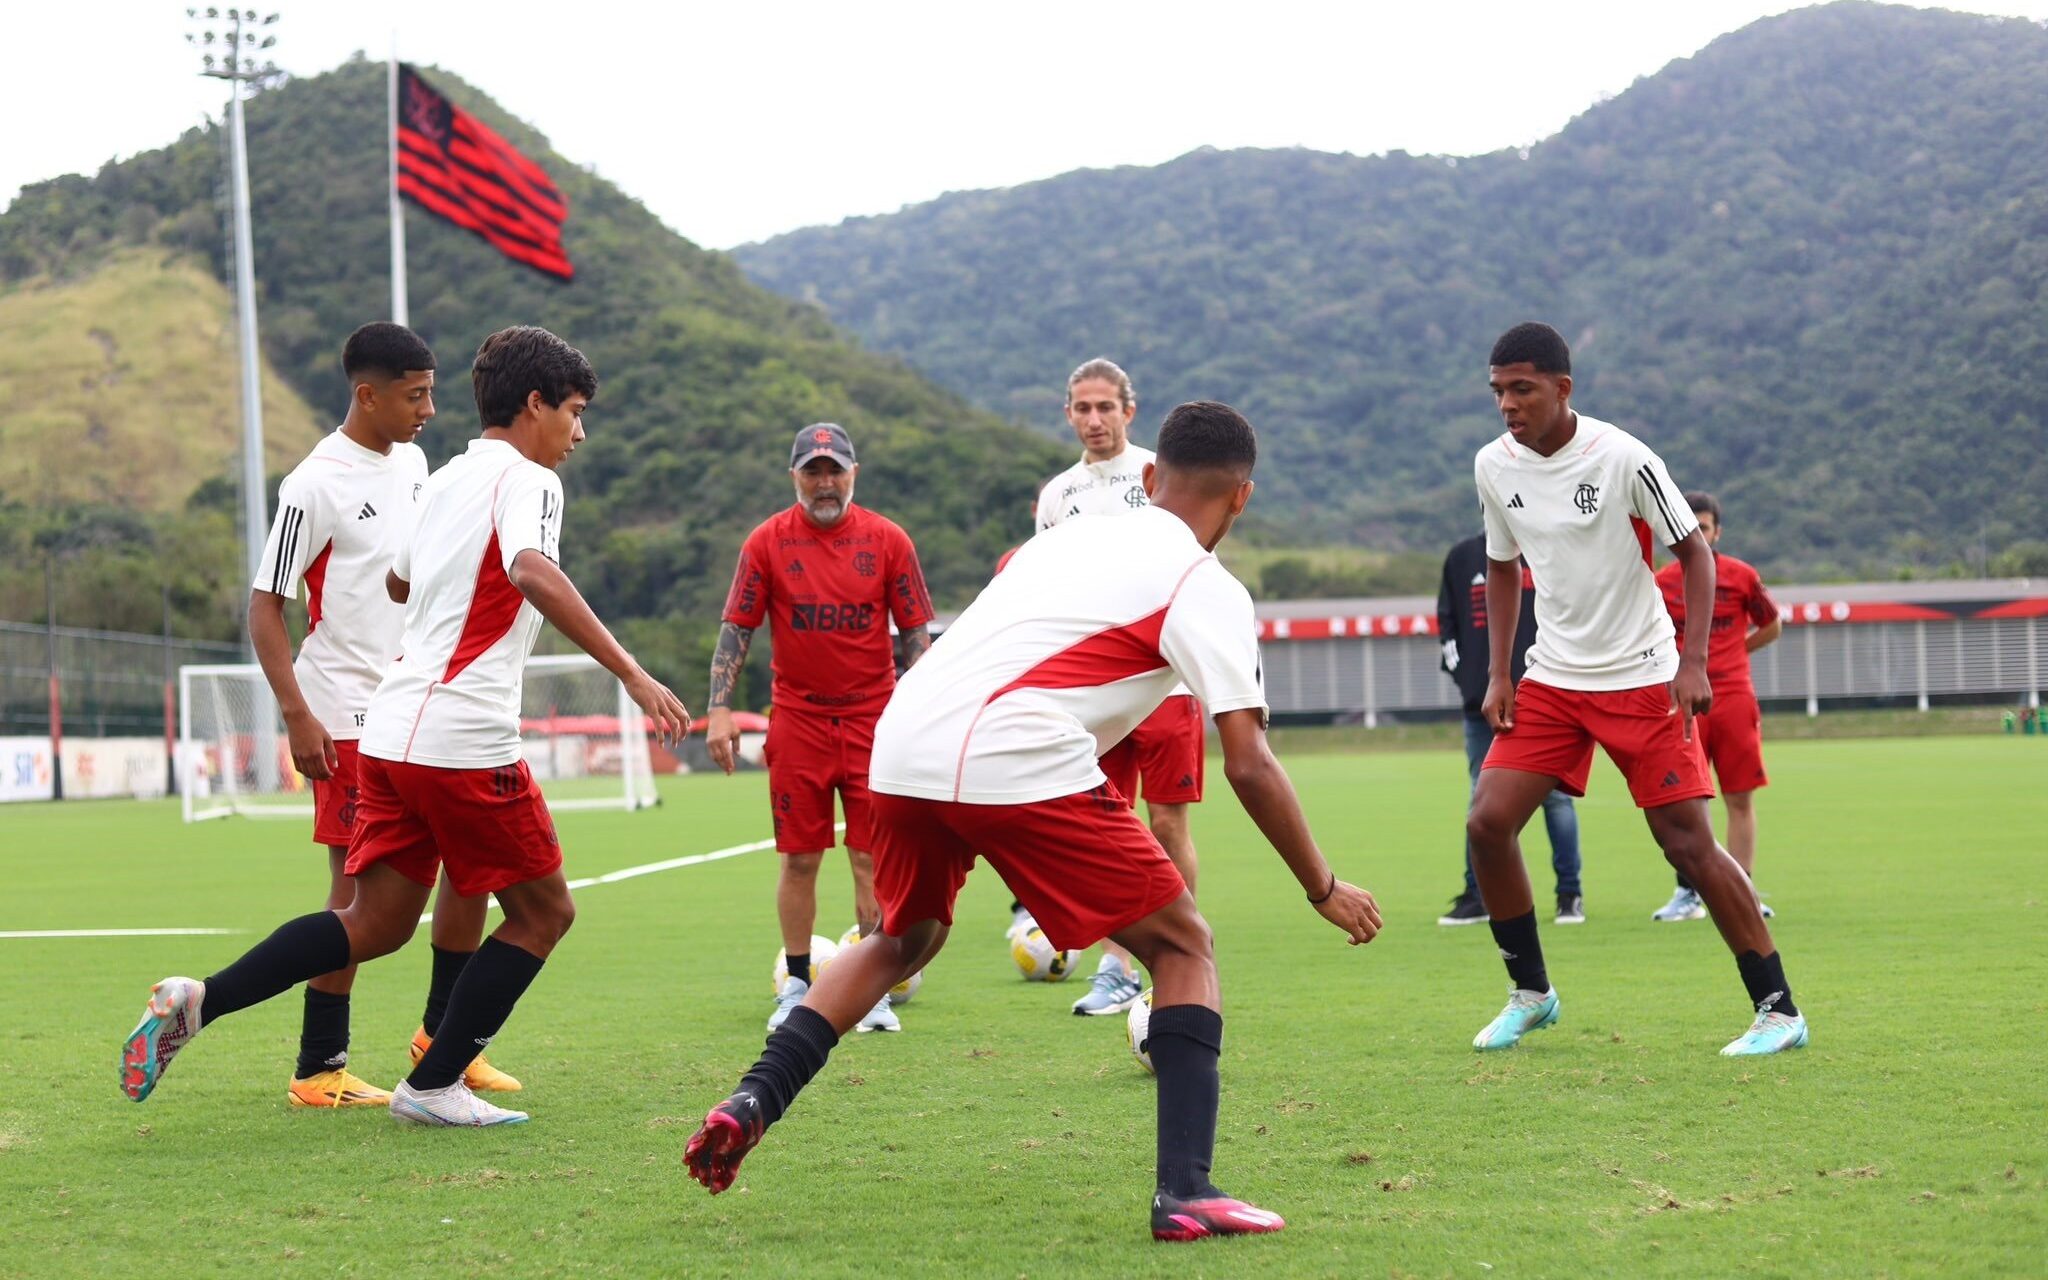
[{"x1": 1636, "y1": 464, "x2": 1686, "y2": 545}]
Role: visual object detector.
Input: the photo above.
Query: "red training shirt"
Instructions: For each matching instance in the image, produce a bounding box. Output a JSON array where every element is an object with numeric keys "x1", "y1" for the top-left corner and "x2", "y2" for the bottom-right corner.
[
  {"x1": 1655, "y1": 552, "x2": 1778, "y2": 695},
  {"x1": 722, "y1": 504, "x2": 935, "y2": 717}
]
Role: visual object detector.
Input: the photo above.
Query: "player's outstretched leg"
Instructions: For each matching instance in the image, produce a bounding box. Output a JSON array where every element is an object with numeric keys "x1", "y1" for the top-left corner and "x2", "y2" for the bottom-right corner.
[
  {"x1": 685, "y1": 921, "x2": 942, "y2": 1193},
  {"x1": 1115, "y1": 895, "x2": 1285, "y2": 1243},
  {"x1": 409, "y1": 873, "x2": 525, "y2": 1093},
  {"x1": 1465, "y1": 768, "x2": 1563, "y2": 1050},
  {"x1": 1646, "y1": 800, "x2": 1807, "y2": 1055}
]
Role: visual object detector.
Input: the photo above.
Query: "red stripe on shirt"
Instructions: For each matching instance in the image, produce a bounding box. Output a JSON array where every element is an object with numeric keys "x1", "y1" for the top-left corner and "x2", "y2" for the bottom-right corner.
[
  {"x1": 442, "y1": 531, "x2": 525, "y2": 685},
  {"x1": 302, "y1": 540, "x2": 333, "y2": 634}
]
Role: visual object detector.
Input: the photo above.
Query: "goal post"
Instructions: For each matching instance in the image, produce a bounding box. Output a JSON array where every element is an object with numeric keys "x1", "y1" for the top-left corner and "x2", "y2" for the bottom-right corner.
[{"x1": 178, "y1": 653, "x2": 661, "y2": 823}]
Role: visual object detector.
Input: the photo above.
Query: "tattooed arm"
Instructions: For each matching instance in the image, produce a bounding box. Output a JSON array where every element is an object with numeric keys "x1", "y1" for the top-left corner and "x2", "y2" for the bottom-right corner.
[
  {"x1": 893, "y1": 623, "x2": 932, "y2": 674},
  {"x1": 705, "y1": 621, "x2": 754, "y2": 775}
]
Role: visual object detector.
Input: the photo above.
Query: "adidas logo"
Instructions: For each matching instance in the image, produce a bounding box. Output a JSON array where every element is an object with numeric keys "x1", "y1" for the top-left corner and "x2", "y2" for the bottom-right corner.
[
  {"x1": 1661, "y1": 771, "x2": 1682, "y2": 787},
  {"x1": 1757, "y1": 990, "x2": 1784, "y2": 1014},
  {"x1": 1506, "y1": 494, "x2": 1525, "y2": 509},
  {"x1": 1178, "y1": 774, "x2": 1195, "y2": 789},
  {"x1": 356, "y1": 502, "x2": 378, "y2": 520}
]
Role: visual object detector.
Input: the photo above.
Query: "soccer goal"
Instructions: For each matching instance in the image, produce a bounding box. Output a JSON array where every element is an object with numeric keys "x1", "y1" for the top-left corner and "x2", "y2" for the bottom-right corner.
[{"x1": 178, "y1": 653, "x2": 661, "y2": 823}]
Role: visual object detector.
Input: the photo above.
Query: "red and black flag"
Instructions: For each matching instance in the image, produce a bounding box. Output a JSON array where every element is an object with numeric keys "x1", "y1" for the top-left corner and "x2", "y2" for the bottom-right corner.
[{"x1": 395, "y1": 65, "x2": 574, "y2": 281}]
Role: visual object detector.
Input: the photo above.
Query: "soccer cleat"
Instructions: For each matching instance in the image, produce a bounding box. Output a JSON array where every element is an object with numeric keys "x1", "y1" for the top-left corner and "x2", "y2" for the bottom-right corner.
[
  {"x1": 766, "y1": 976, "x2": 809, "y2": 1032},
  {"x1": 389, "y1": 1078, "x2": 528, "y2": 1126},
  {"x1": 1720, "y1": 1010, "x2": 1809, "y2": 1057},
  {"x1": 1555, "y1": 894, "x2": 1586, "y2": 925},
  {"x1": 1072, "y1": 955, "x2": 1143, "y2": 1016},
  {"x1": 1437, "y1": 893, "x2": 1490, "y2": 926},
  {"x1": 1006, "y1": 905, "x2": 1038, "y2": 941},
  {"x1": 409, "y1": 1027, "x2": 523, "y2": 1093},
  {"x1": 1652, "y1": 887, "x2": 1707, "y2": 922},
  {"x1": 1759, "y1": 897, "x2": 1776, "y2": 919},
  {"x1": 1472, "y1": 988, "x2": 1560, "y2": 1051},
  {"x1": 1151, "y1": 1191, "x2": 1287, "y2": 1242},
  {"x1": 288, "y1": 1068, "x2": 393, "y2": 1108},
  {"x1": 120, "y1": 976, "x2": 204, "y2": 1102},
  {"x1": 684, "y1": 1093, "x2": 766, "y2": 1194},
  {"x1": 857, "y1": 994, "x2": 901, "y2": 1033}
]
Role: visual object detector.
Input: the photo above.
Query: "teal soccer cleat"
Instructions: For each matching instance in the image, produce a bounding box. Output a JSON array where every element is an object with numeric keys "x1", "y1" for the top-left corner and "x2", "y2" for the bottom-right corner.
[
  {"x1": 1720, "y1": 1010, "x2": 1809, "y2": 1056},
  {"x1": 1472, "y1": 988, "x2": 1559, "y2": 1051}
]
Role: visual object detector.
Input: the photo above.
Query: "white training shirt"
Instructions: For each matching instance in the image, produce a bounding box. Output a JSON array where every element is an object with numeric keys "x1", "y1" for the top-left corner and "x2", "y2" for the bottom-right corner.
[
  {"x1": 871, "y1": 505, "x2": 1266, "y2": 805},
  {"x1": 361, "y1": 438, "x2": 564, "y2": 769},
  {"x1": 1035, "y1": 443, "x2": 1155, "y2": 531},
  {"x1": 1474, "y1": 414, "x2": 1700, "y2": 691},
  {"x1": 252, "y1": 429, "x2": 429, "y2": 740}
]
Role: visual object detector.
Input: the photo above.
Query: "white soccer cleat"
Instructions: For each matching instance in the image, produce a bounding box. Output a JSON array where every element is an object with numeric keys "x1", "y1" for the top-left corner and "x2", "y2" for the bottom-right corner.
[
  {"x1": 1651, "y1": 887, "x2": 1707, "y2": 922},
  {"x1": 390, "y1": 1078, "x2": 529, "y2": 1126},
  {"x1": 856, "y1": 994, "x2": 901, "y2": 1033},
  {"x1": 120, "y1": 976, "x2": 205, "y2": 1102}
]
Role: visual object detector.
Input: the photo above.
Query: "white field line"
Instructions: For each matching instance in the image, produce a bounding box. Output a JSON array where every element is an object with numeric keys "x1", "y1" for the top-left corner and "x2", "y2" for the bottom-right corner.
[
  {"x1": 0, "y1": 928, "x2": 241, "y2": 940},
  {"x1": 4, "y1": 822, "x2": 825, "y2": 938}
]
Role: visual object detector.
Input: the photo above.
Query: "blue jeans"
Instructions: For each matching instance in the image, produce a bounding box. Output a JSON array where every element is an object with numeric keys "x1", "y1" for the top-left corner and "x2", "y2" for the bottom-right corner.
[{"x1": 1463, "y1": 713, "x2": 1582, "y2": 898}]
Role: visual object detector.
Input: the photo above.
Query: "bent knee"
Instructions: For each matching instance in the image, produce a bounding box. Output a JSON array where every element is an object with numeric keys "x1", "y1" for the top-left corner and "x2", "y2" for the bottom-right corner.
[
  {"x1": 780, "y1": 854, "x2": 825, "y2": 879},
  {"x1": 1466, "y1": 806, "x2": 1515, "y2": 853}
]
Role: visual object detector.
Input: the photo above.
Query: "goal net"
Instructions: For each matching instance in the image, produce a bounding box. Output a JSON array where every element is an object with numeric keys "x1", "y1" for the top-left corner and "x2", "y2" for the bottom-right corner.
[{"x1": 179, "y1": 653, "x2": 660, "y2": 823}]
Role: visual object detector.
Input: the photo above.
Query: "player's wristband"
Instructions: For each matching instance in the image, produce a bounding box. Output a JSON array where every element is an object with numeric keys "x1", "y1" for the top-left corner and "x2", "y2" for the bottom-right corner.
[{"x1": 1307, "y1": 871, "x2": 1337, "y2": 905}]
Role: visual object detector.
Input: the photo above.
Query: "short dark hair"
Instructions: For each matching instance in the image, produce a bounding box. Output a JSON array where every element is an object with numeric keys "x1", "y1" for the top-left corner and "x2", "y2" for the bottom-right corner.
[
  {"x1": 471, "y1": 326, "x2": 597, "y2": 429},
  {"x1": 1685, "y1": 491, "x2": 1722, "y2": 523},
  {"x1": 1156, "y1": 400, "x2": 1257, "y2": 476},
  {"x1": 1489, "y1": 322, "x2": 1571, "y2": 374},
  {"x1": 342, "y1": 322, "x2": 435, "y2": 382}
]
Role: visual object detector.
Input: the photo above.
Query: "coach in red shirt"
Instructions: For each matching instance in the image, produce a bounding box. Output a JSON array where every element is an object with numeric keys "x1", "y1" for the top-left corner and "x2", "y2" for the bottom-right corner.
[
  {"x1": 706, "y1": 423, "x2": 936, "y2": 1033},
  {"x1": 1651, "y1": 491, "x2": 1783, "y2": 922}
]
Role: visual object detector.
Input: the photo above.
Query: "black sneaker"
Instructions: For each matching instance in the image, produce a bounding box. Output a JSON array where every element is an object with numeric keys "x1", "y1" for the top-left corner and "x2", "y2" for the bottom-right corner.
[
  {"x1": 1555, "y1": 894, "x2": 1585, "y2": 925},
  {"x1": 1437, "y1": 893, "x2": 1489, "y2": 926}
]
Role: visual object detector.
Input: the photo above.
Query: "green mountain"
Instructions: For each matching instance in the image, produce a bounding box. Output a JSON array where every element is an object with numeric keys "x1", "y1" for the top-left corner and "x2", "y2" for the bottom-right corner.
[
  {"x1": 734, "y1": 2, "x2": 2048, "y2": 580},
  {"x1": 0, "y1": 57, "x2": 1069, "y2": 694}
]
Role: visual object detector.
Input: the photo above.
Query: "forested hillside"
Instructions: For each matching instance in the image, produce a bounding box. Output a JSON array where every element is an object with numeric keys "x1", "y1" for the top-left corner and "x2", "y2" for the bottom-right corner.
[
  {"x1": 737, "y1": 2, "x2": 2048, "y2": 580},
  {"x1": 0, "y1": 58, "x2": 1069, "y2": 693}
]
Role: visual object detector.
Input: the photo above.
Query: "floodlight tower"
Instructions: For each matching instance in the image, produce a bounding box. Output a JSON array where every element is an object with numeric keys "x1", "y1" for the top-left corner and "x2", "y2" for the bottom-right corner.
[{"x1": 186, "y1": 7, "x2": 281, "y2": 611}]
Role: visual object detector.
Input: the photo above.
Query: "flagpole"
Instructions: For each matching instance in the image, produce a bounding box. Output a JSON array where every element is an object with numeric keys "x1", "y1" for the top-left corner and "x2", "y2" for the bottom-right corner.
[{"x1": 388, "y1": 37, "x2": 409, "y2": 325}]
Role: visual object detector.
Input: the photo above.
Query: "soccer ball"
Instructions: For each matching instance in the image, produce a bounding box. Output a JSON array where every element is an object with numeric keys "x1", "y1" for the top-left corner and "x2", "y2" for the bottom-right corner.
[
  {"x1": 771, "y1": 934, "x2": 839, "y2": 993},
  {"x1": 1010, "y1": 927, "x2": 1080, "y2": 982},
  {"x1": 835, "y1": 923, "x2": 925, "y2": 1005},
  {"x1": 1127, "y1": 987, "x2": 1155, "y2": 1074}
]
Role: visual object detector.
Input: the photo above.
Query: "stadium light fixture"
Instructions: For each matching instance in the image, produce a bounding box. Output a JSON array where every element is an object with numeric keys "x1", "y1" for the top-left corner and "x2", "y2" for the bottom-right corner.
[{"x1": 185, "y1": 5, "x2": 279, "y2": 674}]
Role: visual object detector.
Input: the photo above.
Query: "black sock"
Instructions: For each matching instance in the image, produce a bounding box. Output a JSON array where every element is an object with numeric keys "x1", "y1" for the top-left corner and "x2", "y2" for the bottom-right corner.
[
  {"x1": 736, "y1": 1005, "x2": 839, "y2": 1130},
  {"x1": 422, "y1": 945, "x2": 473, "y2": 1036},
  {"x1": 295, "y1": 988, "x2": 351, "y2": 1078},
  {"x1": 1735, "y1": 950, "x2": 1799, "y2": 1018},
  {"x1": 786, "y1": 953, "x2": 811, "y2": 986},
  {"x1": 407, "y1": 938, "x2": 545, "y2": 1091},
  {"x1": 1487, "y1": 911, "x2": 1550, "y2": 993},
  {"x1": 1149, "y1": 1004, "x2": 1225, "y2": 1200},
  {"x1": 1676, "y1": 873, "x2": 1694, "y2": 892},
  {"x1": 201, "y1": 911, "x2": 352, "y2": 1023}
]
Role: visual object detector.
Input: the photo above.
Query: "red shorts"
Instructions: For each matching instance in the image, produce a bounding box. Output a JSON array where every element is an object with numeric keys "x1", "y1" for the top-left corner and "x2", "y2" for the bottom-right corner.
[
  {"x1": 344, "y1": 755, "x2": 562, "y2": 896},
  {"x1": 870, "y1": 786, "x2": 1188, "y2": 952},
  {"x1": 764, "y1": 710, "x2": 877, "y2": 854},
  {"x1": 311, "y1": 739, "x2": 362, "y2": 848},
  {"x1": 1482, "y1": 678, "x2": 1714, "y2": 808},
  {"x1": 1099, "y1": 695, "x2": 1205, "y2": 807},
  {"x1": 1697, "y1": 689, "x2": 1768, "y2": 793}
]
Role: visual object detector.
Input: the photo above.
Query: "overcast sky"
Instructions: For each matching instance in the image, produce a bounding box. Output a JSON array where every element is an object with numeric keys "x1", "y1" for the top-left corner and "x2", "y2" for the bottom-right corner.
[{"x1": 6, "y1": 1, "x2": 2047, "y2": 250}]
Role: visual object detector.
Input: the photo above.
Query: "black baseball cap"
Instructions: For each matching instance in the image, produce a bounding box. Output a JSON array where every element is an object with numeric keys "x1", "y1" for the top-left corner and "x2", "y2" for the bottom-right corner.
[{"x1": 791, "y1": 422, "x2": 856, "y2": 470}]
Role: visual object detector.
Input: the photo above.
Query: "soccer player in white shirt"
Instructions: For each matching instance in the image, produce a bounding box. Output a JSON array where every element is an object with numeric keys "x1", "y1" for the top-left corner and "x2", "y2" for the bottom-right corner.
[
  {"x1": 1033, "y1": 358, "x2": 1208, "y2": 1018},
  {"x1": 1464, "y1": 323, "x2": 1807, "y2": 1058},
  {"x1": 120, "y1": 326, "x2": 690, "y2": 1126},
  {"x1": 684, "y1": 401, "x2": 1384, "y2": 1242},
  {"x1": 245, "y1": 322, "x2": 516, "y2": 1107}
]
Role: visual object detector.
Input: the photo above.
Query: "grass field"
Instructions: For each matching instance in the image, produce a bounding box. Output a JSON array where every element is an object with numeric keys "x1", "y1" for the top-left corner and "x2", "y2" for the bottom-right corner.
[{"x1": 2, "y1": 735, "x2": 2044, "y2": 1277}]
